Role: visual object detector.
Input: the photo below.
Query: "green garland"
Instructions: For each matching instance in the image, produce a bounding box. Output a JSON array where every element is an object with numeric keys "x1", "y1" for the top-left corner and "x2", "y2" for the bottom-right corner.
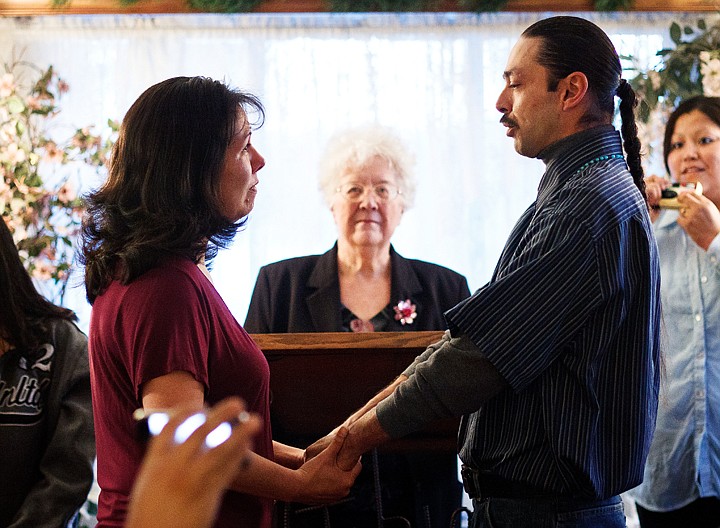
[
  {"x1": 459, "y1": 0, "x2": 633, "y2": 12},
  {"x1": 51, "y1": 0, "x2": 262, "y2": 11},
  {"x1": 51, "y1": 0, "x2": 634, "y2": 12},
  {"x1": 329, "y1": 0, "x2": 437, "y2": 11},
  {"x1": 593, "y1": 0, "x2": 632, "y2": 10},
  {"x1": 457, "y1": 0, "x2": 508, "y2": 12},
  {"x1": 186, "y1": 0, "x2": 261, "y2": 12}
]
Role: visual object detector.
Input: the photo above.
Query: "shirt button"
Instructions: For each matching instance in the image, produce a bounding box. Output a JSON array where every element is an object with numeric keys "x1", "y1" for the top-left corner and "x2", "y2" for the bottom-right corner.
[
  {"x1": 712, "y1": 256, "x2": 718, "y2": 264},
  {"x1": 696, "y1": 389, "x2": 705, "y2": 399},
  {"x1": 701, "y1": 276, "x2": 708, "y2": 283},
  {"x1": 696, "y1": 314, "x2": 702, "y2": 322}
]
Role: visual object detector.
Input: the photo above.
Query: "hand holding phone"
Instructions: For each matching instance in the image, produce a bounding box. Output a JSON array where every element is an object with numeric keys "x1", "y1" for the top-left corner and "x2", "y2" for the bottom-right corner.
[
  {"x1": 126, "y1": 398, "x2": 261, "y2": 528},
  {"x1": 134, "y1": 407, "x2": 252, "y2": 448}
]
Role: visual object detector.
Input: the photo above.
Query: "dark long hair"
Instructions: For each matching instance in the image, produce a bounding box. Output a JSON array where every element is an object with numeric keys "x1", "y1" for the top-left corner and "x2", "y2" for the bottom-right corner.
[
  {"x1": 663, "y1": 96, "x2": 720, "y2": 174},
  {"x1": 0, "y1": 219, "x2": 76, "y2": 351},
  {"x1": 523, "y1": 16, "x2": 646, "y2": 202},
  {"x1": 80, "y1": 76, "x2": 265, "y2": 304}
]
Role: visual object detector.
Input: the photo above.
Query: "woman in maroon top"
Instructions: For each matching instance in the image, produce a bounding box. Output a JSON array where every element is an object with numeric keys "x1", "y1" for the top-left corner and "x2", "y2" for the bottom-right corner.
[{"x1": 81, "y1": 76, "x2": 359, "y2": 528}]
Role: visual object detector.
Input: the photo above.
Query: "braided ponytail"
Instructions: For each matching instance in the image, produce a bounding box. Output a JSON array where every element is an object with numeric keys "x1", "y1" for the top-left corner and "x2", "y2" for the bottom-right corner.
[{"x1": 616, "y1": 78, "x2": 647, "y2": 204}]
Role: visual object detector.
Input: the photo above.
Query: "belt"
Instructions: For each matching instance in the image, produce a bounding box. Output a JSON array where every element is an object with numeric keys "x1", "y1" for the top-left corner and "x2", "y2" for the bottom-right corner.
[{"x1": 460, "y1": 465, "x2": 550, "y2": 500}]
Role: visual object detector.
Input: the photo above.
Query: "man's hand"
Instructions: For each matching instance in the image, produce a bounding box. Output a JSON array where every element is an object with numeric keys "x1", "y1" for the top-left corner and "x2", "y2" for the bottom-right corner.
[
  {"x1": 305, "y1": 374, "x2": 408, "y2": 463},
  {"x1": 305, "y1": 428, "x2": 337, "y2": 461},
  {"x1": 336, "y1": 409, "x2": 391, "y2": 471}
]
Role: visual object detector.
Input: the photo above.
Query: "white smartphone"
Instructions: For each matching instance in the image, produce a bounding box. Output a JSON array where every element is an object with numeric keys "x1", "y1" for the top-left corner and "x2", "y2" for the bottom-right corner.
[{"x1": 134, "y1": 409, "x2": 245, "y2": 448}]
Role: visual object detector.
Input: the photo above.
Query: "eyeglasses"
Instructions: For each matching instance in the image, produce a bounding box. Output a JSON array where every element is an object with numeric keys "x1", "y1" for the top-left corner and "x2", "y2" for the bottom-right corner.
[{"x1": 335, "y1": 183, "x2": 402, "y2": 203}]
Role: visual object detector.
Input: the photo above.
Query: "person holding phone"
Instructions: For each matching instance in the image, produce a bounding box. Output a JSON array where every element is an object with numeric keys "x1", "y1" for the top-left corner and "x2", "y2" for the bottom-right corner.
[
  {"x1": 0, "y1": 217, "x2": 95, "y2": 528},
  {"x1": 80, "y1": 76, "x2": 360, "y2": 528},
  {"x1": 126, "y1": 398, "x2": 262, "y2": 528},
  {"x1": 630, "y1": 96, "x2": 720, "y2": 527}
]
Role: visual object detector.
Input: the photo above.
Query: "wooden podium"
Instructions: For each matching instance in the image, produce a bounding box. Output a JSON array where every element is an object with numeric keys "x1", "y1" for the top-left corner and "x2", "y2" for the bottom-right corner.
[{"x1": 250, "y1": 331, "x2": 459, "y2": 453}]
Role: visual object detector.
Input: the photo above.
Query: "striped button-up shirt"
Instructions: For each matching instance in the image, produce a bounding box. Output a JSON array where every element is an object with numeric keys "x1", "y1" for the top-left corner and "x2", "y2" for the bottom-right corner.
[{"x1": 376, "y1": 125, "x2": 661, "y2": 499}]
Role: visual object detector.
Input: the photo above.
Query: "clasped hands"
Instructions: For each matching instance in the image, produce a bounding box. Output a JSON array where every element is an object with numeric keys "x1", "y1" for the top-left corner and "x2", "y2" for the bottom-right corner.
[{"x1": 305, "y1": 408, "x2": 391, "y2": 471}]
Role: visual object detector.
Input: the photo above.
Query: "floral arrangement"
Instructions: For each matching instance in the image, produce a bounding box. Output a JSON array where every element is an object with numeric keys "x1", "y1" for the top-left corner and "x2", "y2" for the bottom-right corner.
[
  {"x1": 628, "y1": 18, "x2": 720, "y2": 123},
  {"x1": 625, "y1": 18, "x2": 720, "y2": 167},
  {"x1": 0, "y1": 59, "x2": 117, "y2": 303},
  {"x1": 393, "y1": 299, "x2": 417, "y2": 325}
]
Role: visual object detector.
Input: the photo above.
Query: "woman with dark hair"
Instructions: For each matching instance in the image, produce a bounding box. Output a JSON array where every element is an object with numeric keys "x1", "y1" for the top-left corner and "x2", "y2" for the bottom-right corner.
[
  {"x1": 0, "y1": 218, "x2": 95, "y2": 527},
  {"x1": 81, "y1": 76, "x2": 359, "y2": 528},
  {"x1": 630, "y1": 95, "x2": 720, "y2": 527}
]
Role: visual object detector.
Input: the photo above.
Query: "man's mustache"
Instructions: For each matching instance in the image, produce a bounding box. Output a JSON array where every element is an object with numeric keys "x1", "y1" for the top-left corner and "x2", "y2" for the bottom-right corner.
[{"x1": 500, "y1": 115, "x2": 518, "y2": 128}]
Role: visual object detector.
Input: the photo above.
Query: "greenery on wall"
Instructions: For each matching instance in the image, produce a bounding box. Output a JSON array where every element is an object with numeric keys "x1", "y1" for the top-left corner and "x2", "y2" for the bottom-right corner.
[
  {"x1": 328, "y1": 0, "x2": 634, "y2": 12},
  {"x1": 628, "y1": 18, "x2": 720, "y2": 123},
  {"x1": 185, "y1": 0, "x2": 261, "y2": 13},
  {"x1": 49, "y1": 0, "x2": 635, "y2": 13}
]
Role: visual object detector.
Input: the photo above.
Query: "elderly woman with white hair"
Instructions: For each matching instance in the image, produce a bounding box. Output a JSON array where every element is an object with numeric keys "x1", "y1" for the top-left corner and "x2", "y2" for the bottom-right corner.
[{"x1": 245, "y1": 125, "x2": 470, "y2": 528}]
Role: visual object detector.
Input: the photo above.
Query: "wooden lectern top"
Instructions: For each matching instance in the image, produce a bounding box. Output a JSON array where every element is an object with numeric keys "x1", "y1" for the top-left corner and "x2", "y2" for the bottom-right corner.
[{"x1": 250, "y1": 331, "x2": 458, "y2": 452}]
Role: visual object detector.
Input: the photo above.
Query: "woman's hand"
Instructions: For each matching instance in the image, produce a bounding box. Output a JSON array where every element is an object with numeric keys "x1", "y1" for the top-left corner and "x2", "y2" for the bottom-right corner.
[
  {"x1": 677, "y1": 192, "x2": 720, "y2": 251},
  {"x1": 644, "y1": 174, "x2": 671, "y2": 222},
  {"x1": 273, "y1": 441, "x2": 305, "y2": 469},
  {"x1": 291, "y1": 427, "x2": 362, "y2": 504},
  {"x1": 126, "y1": 397, "x2": 261, "y2": 528}
]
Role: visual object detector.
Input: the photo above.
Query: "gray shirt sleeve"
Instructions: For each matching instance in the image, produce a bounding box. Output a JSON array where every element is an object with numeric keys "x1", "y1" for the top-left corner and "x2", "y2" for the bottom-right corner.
[{"x1": 377, "y1": 331, "x2": 498, "y2": 438}]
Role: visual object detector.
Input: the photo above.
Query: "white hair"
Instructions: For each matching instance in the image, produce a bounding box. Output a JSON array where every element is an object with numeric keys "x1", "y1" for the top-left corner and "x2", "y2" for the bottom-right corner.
[{"x1": 318, "y1": 124, "x2": 416, "y2": 209}]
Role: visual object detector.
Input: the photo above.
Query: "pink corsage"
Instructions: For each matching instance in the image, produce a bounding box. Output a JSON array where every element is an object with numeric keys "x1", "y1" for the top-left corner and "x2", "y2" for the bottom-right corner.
[
  {"x1": 393, "y1": 299, "x2": 417, "y2": 325},
  {"x1": 350, "y1": 318, "x2": 375, "y2": 332}
]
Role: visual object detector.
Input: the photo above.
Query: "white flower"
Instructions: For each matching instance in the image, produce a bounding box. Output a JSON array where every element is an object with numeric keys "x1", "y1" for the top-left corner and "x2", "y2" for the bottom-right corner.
[
  {"x1": 31, "y1": 260, "x2": 55, "y2": 281},
  {"x1": 1, "y1": 142, "x2": 26, "y2": 164},
  {"x1": 43, "y1": 141, "x2": 65, "y2": 164},
  {"x1": 11, "y1": 222, "x2": 27, "y2": 244},
  {"x1": 56, "y1": 180, "x2": 77, "y2": 203},
  {"x1": 702, "y1": 72, "x2": 720, "y2": 97},
  {"x1": 0, "y1": 73, "x2": 14, "y2": 98},
  {"x1": 10, "y1": 197, "x2": 25, "y2": 214},
  {"x1": 700, "y1": 57, "x2": 720, "y2": 76},
  {"x1": 648, "y1": 70, "x2": 661, "y2": 91}
]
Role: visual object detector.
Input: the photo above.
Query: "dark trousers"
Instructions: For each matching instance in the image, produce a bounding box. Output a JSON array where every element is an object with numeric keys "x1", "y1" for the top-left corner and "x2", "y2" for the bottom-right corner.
[
  {"x1": 470, "y1": 496, "x2": 624, "y2": 528},
  {"x1": 636, "y1": 497, "x2": 720, "y2": 528}
]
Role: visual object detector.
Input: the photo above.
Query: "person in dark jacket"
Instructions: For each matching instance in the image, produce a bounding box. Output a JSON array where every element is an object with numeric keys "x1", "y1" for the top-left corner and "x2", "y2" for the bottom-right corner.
[
  {"x1": 246, "y1": 125, "x2": 471, "y2": 528},
  {"x1": 0, "y1": 218, "x2": 95, "y2": 528}
]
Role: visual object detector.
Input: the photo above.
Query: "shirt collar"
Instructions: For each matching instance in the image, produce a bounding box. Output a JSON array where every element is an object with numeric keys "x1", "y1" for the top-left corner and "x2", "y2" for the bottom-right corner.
[{"x1": 536, "y1": 125, "x2": 624, "y2": 202}]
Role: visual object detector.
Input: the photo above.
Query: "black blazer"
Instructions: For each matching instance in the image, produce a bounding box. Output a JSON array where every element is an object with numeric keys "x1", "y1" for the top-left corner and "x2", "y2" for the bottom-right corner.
[{"x1": 244, "y1": 244, "x2": 471, "y2": 333}]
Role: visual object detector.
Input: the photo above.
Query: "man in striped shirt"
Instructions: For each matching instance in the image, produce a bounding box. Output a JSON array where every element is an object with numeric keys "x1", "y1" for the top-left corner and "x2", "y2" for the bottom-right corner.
[{"x1": 319, "y1": 16, "x2": 661, "y2": 528}]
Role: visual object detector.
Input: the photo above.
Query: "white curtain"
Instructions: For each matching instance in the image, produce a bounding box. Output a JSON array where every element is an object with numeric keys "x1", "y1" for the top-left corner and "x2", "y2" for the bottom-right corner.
[{"x1": 0, "y1": 11, "x2": 706, "y2": 330}]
